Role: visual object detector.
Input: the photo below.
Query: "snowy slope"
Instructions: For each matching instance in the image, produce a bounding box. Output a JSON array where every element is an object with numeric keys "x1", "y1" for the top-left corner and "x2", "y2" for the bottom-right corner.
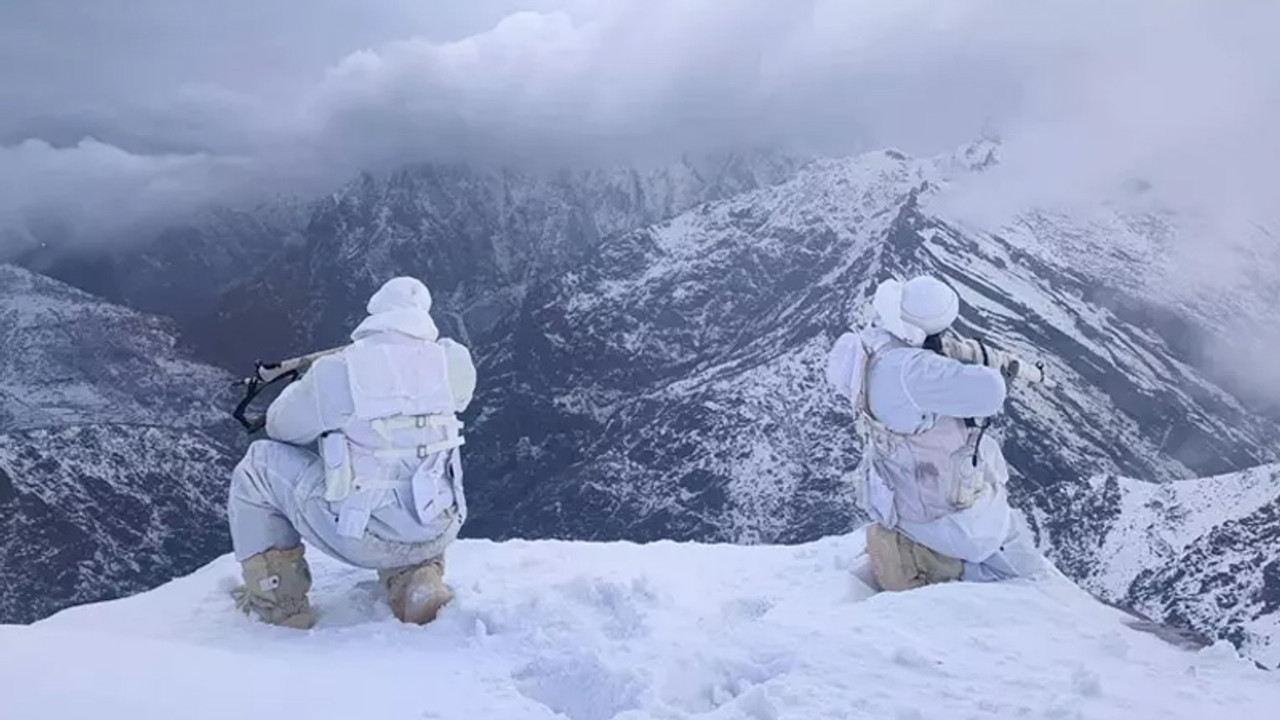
[
  {"x1": 1041, "y1": 462, "x2": 1280, "y2": 668},
  {"x1": 0, "y1": 264, "x2": 229, "y2": 430},
  {"x1": 0, "y1": 264, "x2": 243, "y2": 623},
  {"x1": 3, "y1": 528, "x2": 1276, "y2": 720}
]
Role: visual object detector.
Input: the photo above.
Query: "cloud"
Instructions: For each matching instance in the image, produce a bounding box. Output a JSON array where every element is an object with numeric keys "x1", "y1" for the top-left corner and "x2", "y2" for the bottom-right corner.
[
  {"x1": 0, "y1": 139, "x2": 255, "y2": 246},
  {"x1": 941, "y1": 2, "x2": 1280, "y2": 219},
  {"x1": 933, "y1": 2, "x2": 1280, "y2": 294},
  {"x1": 0, "y1": 0, "x2": 572, "y2": 249},
  {"x1": 301, "y1": 0, "x2": 1034, "y2": 168},
  {"x1": 1, "y1": 0, "x2": 1277, "y2": 265},
  {"x1": 916, "y1": 2, "x2": 1280, "y2": 407}
]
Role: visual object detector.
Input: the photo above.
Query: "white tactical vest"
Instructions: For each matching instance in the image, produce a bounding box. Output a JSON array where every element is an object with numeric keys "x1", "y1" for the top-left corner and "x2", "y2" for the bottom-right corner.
[
  {"x1": 321, "y1": 337, "x2": 469, "y2": 539},
  {"x1": 842, "y1": 330, "x2": 1009, "y2": 528}
]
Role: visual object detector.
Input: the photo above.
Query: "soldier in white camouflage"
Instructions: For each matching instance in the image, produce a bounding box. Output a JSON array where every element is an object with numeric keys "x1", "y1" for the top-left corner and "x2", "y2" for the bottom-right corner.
[
  {"x1": 227, "y1": 276, "x2": 476, "y2": 628},
  {"x1": 827, "y1": 275, "x2": 1049, "y2": 591}
]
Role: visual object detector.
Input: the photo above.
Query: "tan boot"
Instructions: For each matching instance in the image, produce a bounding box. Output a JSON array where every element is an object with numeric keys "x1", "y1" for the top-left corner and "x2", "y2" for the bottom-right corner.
[
  {"x1": 866, "y1": 524, "x2": 963, "y2": 592},
  {"x1": 378, "y1": 556, "x2": 452, "y2": 625},
  {"x1": 232, "y1": 545, "x2": 316, "y2": 629}
]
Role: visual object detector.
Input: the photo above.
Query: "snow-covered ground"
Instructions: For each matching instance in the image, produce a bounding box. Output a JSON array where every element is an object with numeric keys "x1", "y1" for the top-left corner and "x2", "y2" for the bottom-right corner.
[{"x1": 3, "y1": 528, "x2": 1277, "y2": 720}]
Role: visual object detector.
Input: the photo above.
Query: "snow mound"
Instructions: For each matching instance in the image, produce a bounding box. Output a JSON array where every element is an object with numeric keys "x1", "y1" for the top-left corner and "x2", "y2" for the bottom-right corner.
[{"x1": 3, "y1": 529, "x2": 1276, "y2": 719}]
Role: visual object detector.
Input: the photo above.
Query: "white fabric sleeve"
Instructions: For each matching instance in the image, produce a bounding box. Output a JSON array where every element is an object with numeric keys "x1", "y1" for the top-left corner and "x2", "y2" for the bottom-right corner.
[
  {"x1": 265, "y1": 355, "x2": 353, "y2": 445},
  {"x1": 899, "y1": 350, "x2": 1007, "y2": 419},
  {"x1": 825, "y1": 332, "x2": 862, "y2": 401},
  {"x1": 439, "y1": 338, "x2": 477, "y2": 413}
]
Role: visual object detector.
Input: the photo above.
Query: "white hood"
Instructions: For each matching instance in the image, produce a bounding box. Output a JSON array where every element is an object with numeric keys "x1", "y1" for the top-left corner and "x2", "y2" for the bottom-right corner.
[
  {"x1": 872, "y1": 276, "x2": 959, "y2": 346},
  {"x1": 350, "y1": 277, "x2": 440, "y2": 342},
  {"x1": 873, "y1": 279, "x2": 926, "y2": 346}
]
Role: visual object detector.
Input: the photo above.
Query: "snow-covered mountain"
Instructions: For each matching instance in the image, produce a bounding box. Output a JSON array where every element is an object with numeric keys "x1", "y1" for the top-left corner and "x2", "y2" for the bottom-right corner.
[
  {"x1": 0, "y1": 264, "x2": 244, "y2": 623},
  {"x1": 195, "y1": 150, "x2": 804, "y2": 370},
  {"x1": 3, "y1": 529, "x2": 1276, "y2": 719},
  {"x1": 440, "y1": 143, "x2": 1280, "y2": 662},
  {"x1": 8, "y1": 142, "x2": 1278, "y2": 666},
  {"x1": 1040, "y1": 463, "x2": 1280, "y2": 668},
  {"x1": 460, "y1": 142, "x2": 1278, "y2": 541}
]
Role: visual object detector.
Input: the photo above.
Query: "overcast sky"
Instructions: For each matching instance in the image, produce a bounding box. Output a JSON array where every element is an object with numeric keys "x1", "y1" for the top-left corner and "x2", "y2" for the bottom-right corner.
[{"x1": 1, "y1": 0, "x2": 1277, "y2": 255}]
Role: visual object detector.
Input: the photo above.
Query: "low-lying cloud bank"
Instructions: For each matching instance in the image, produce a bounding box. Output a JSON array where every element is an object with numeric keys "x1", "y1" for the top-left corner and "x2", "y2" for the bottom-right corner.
[{"x1": 0, "y1": 1, "x2": 1271, "y2": 247}]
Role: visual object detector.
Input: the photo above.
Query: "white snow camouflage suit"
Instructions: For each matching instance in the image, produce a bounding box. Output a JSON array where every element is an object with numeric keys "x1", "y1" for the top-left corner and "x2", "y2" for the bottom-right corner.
[
  {"x1": 227, "y1": 276, "x2": 476, "y2": 627},
  {"x1": 827, "y1": 278, "x2": 1048, "y2": 589}
]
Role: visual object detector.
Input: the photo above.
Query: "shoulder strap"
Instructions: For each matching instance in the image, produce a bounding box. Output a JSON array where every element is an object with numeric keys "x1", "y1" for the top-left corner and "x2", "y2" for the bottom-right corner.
[
  {"x1": 852, "y1": 333, "x2": 897, "y2": 436},
  {"x1": 853, "y1": 336, "x2": 874, "y2": 418}
]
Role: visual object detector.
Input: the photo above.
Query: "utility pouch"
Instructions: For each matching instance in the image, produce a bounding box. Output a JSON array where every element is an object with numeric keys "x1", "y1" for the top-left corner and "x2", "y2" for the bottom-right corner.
[
  {"x1": 948, "y1": 430, "x2": 986, "y2": 509},
  {"x1": 410, "y1": 450, "x2": 453, "y2": 523},
  {"x1": 320, "y1": 432, "x2": 355, "y2": 503}
]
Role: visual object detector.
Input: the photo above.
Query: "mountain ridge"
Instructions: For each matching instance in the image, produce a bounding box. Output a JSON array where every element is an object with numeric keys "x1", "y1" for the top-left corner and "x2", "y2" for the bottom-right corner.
[{"x1": 0, "y1": 264, "x2": 244, "y2": 623}]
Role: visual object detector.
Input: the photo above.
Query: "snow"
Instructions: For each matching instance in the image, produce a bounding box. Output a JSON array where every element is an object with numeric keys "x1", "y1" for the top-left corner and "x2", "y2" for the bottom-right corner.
[
  {"x1": 4, "y1": 528, "x2": 1277, "y2": 720},
  {"x1": 1046, "y1": 464, "x2": 1280, "y2": 667},
  {"x1": 1087, "y1": 466, "x2": 1280, "y2": 595}
]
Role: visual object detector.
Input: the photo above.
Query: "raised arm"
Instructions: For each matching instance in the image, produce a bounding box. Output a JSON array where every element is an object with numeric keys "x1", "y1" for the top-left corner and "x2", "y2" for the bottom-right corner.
[
  {"x1": 899, "y1": 349, "x2": 1008, "y2": 420},
  {"x1": 265, "y1": 354, "x2": 353, "y2": 446}
]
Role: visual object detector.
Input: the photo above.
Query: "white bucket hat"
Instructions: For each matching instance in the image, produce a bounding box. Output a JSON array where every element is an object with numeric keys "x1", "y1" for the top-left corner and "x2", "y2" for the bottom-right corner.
[{"x1": 872, "y1": 275, "x2": 959, "y2": 345}]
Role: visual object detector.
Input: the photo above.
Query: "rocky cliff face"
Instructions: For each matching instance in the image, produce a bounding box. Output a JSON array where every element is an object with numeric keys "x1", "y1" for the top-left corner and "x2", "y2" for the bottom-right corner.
[
  {"x1": 459, "y1": 143, "x2": 1278, "y2": 544},
  {"x1": 0, "y1": 264, "x2": 243, "y2": 623},
  {"x1": 194, "y1": 150, "x2": 805, "y2": 371}
]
